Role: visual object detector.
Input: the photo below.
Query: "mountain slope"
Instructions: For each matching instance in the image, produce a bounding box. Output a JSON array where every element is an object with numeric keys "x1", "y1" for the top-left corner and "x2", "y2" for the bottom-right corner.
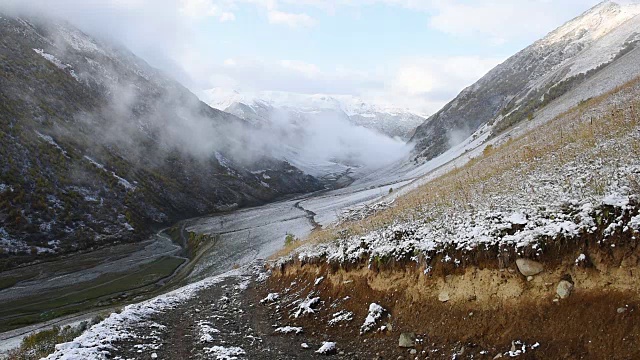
[
  {"x1": 203, "y1": 88, "x2": 426, "y2": 141},
  {"x1": 410, "y1": 0, "x2": 640, "y2": 161},
  {"x1": 0, "y1": 15, "x2": 321, "y2": 266}
]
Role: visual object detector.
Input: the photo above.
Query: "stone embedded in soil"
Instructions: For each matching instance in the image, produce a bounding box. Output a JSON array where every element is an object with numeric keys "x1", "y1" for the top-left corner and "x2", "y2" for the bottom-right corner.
[
  {"x1": 398, "y1": 332, "x2": 416, "y2": 348},
  {"x1": 438, "y1": 291, "x2": 450, "y2": 302},
  {"x1": 516, "y1": 258, "x2": 544, "y2": 276},
  {"x1": 316, "y1": 341, "x2": 337, "y2": 355},
  {"x1": 617, "y1": 307, "x2": 628, "y2": 314},
  {"x1": 556, "y1": 280, "x2": 574, "y2": 299}
]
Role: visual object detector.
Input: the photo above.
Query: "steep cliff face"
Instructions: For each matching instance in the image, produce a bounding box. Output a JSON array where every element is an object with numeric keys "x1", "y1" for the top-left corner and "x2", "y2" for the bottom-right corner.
[
  {"x1": 410, "y1": 0, "x2": 640, "y2": 161},
  {"x1": 0, "y1": 15, "x2": 322, "y2": 264}
]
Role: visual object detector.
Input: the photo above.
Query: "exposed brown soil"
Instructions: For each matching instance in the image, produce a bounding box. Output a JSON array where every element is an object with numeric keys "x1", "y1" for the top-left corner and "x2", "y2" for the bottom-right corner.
[{"x1": 263, "y1": 232, "x2": 640, "y2": 359}]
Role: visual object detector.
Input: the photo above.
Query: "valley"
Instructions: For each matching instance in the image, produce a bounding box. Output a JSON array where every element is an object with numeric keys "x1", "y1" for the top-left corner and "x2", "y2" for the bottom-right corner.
[
  {"x1": 0, "y1": 166, "x2": 420, "y2": 357},
  {"x1": 3, "y1": 1, "x2": 640, "y2": 359}
]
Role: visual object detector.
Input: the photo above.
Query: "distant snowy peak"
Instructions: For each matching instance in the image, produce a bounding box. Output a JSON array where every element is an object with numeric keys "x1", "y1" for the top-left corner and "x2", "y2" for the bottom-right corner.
[
  {"x1": 201, "y1": 88, "x2": 427, "y2": 140},
  {"x1": 542, "y1": 1, "x2": 640, "y2": 46},
  {"x1": 202, "y1": 88, "x2": 417, "y2": 117}
]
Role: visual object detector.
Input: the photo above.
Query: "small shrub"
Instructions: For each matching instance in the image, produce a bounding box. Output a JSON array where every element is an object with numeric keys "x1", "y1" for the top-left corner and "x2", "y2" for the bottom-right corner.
[{"x1": 284, "y1": 233, "x2": 299, "y2": 247}]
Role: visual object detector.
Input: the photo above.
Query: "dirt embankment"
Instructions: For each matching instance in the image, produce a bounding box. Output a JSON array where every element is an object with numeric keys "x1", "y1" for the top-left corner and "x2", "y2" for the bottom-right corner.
[{"x1": 264, "y1": 230, "x2": 640, "y2": 359}]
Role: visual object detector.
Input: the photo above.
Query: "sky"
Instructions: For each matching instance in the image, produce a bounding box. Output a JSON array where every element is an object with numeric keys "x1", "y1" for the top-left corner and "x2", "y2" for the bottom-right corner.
[{"x1": 3, "y1": 0, "x2": 604, "y2": 114}]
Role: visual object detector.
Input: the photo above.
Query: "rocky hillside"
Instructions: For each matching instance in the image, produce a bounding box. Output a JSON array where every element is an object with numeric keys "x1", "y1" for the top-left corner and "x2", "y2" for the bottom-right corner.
[
  {"x1": 411, "y1": 0, "x2": 640, "y2": 161},
  {"x1": 203, "y1": 88, "x2": 425, "y2": 141},
  {"x1": 0, "y1": 15, "x2": 322, "y2": 267}
]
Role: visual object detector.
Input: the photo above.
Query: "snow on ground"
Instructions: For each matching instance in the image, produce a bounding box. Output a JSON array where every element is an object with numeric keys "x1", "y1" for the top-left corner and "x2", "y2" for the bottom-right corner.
[
  {"x1": 83, "y1": 156, "x2": 136, "y2": 191},
  {"x1": 274, "y1": 326, "x2": 303, "y2": 334},
  {"x1": 328, "y1": 311, "x2": 354, "y2": 326},
  {"x1": 300, "y1": 180, "x2": 411, "y2": 227},
  {"x1": 260, "y1": 293, "x2": 279, "y2": 303},
  {"x1": 198, "y1": 320, "x2": 221, "y2": 343},
  {"x1": 203, "y1": 345, "x2": 246, "y2": 359},
  {"x1": 35, "y1": 131, "x2": 69, "y2": 157},
  {"x1": 315, "y1": 341, "x2": 336, "y2": 354},
  {"x1": 291, "y1": 296, "x2": 321, "y2": 318},
  {"x1": 43, "y1": 270, "x2": 240, "y2": 360},
  {"x1": 360, "y1": 303, "x2": 385, "y2": 334},
  {"x1": 33, "y1": 49, "x2": 80, "y2": 81}
]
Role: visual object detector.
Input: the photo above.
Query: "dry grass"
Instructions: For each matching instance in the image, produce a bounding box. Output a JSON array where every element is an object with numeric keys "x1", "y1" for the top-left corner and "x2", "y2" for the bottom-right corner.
[{"x1": 273, "y1": 76, "x2": 640, "y2": 259}]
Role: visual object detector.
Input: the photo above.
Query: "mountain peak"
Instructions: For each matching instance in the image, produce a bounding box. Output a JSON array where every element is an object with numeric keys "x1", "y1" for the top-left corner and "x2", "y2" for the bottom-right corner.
[{"x1": 541, "y1": 0, "x2": 640, "y2": 46}]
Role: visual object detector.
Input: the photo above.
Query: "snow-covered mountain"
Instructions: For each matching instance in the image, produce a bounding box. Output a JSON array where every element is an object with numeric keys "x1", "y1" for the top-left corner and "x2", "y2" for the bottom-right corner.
[
  {"x1": 202, "y1": 88, "x2": 426, "y2": 141},
  {"x1": 411, "y1": 0, "x2": 640, "y2": 161}
]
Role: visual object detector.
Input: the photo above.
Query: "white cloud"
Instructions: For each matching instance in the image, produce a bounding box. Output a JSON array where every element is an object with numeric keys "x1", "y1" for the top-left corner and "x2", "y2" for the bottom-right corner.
[
  {"x1": 179, "y1": 0, "x2": 236, "y2": 21},
  {"x1": 0, "y1": 0, "x2": 603, "y2": 115},
  {"x1": 267, "y1": 9, "x2": 317, "y2": 27},
  {"x1": 362, "y1": 55, "x2": 505, "y2": 114},
  {"x1": 427, "y1": 0, "x2": 602, "y2": 44},
  {"x1": 219, "y1": 12, "x2": 236, "y2": 22},
  {"x1": 277, "y1": 0, "x2": 602, "y2": 44},
  {"x1": 279, "y1": 60, "x2": 321, "y2": 77}
]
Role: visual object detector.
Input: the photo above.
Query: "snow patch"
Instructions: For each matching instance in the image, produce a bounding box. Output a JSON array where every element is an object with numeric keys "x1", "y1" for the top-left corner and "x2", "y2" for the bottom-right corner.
[
  {"x1": 328, "y1": 310, "x2": 354, "y2": 326},
  {"x1": 203, "y1": 345, "x2": 246, "y2": 359},
  {"x1": 274, "y1": 326, "x2": 303, "y2": 334},
  {"x1": 315, "y1": 341, "x2": 336, "y2": 355},
  {"x1": 360, "y1": 303, "x2": 385, "y2": 334}
]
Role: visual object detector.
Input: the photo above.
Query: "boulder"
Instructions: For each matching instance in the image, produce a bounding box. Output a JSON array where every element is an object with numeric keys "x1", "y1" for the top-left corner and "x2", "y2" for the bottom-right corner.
[
  {"x1": 398, "y1": 332, "x2": 416, "y2": 348},
  {"x1": 556, "y1": 280, "x2": 574, "y2": 299},
  {"x1": 515, "y1": 258, "x2": 544, "y2": 276},
  {"x1": 438, "y1": 291, "x2": 450, "y2": 302}
]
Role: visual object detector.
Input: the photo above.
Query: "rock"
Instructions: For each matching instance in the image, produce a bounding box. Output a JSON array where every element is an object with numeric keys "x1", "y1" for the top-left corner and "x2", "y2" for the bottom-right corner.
[
  {"x1": 151, "y1": 353, "x2": 158, "y2": 359},
  {"x1": 398, "y1": 332, "x2": 416, "y2": 348},
  {"x1": 438, "y1": 291, "x2": 450, "y2": 302},
  {"x1": 516, "y1": 258, "x2": 544, "y2": 276},
  {"x1": 493, "y1": 354, "x2": 503, "y2": 359},
  {"x1": 409, "y1": 348, "x2": 417, "y2": 355},
  {"x1": 556, "y1": 280, "x2": 574, "y2": 299},
  {"x1": 457, "y1": 346, "x2": 466, "y2": 356},
  {"x1": 617, "y1": 307, "x2": 628, "y2": 314},
  {"x1": 316, "y1": 342, "x2": 337, "y2": 355},
  {"x1": 527, "y1": 276, "x2": 534, "y2": 282}
]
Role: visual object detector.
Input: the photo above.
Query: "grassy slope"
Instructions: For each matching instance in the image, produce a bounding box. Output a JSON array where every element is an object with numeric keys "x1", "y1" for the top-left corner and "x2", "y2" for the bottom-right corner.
[{"x1": 283, "y1": 75, "x2": 640, "y2": 258}]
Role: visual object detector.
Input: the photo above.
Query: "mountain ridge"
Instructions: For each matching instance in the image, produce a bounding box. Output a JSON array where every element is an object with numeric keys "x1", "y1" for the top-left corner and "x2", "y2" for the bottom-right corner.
[{"x1": 410, "y1": 0, "x2": 640, "y2": 161}]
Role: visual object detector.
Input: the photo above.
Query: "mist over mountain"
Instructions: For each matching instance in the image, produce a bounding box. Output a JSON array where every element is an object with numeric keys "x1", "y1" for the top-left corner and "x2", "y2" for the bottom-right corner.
[
  {"x1": 0, "y1": 14, "x2": 322, "y2": 264},
  {"x1": 203, "y1": 88, "x2": 426, "y2": 140},
  {"x1": 201, "y1": 88, "x2": 419, "y2": 181}
]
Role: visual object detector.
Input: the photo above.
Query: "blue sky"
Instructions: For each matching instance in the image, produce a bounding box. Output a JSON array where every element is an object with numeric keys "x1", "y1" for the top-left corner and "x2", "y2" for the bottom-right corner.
[{"x1": 4, "y1": 0, "x2": 605, "y2": 113}]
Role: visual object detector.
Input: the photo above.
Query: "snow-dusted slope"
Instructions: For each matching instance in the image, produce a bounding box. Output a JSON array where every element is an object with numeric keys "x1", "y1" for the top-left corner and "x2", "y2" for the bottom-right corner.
[
  {"x1": 411, "y1": 0, "x2": 640, "y2": 162},
  {"x1": 201, "y1": 88, "x2": 426, "y2": 140}
]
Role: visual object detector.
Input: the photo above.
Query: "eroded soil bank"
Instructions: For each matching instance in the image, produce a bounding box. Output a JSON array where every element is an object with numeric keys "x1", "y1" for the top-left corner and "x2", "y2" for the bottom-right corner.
[{"x1": 262, "y1": 233, "x2": 640, "y2": 359}]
